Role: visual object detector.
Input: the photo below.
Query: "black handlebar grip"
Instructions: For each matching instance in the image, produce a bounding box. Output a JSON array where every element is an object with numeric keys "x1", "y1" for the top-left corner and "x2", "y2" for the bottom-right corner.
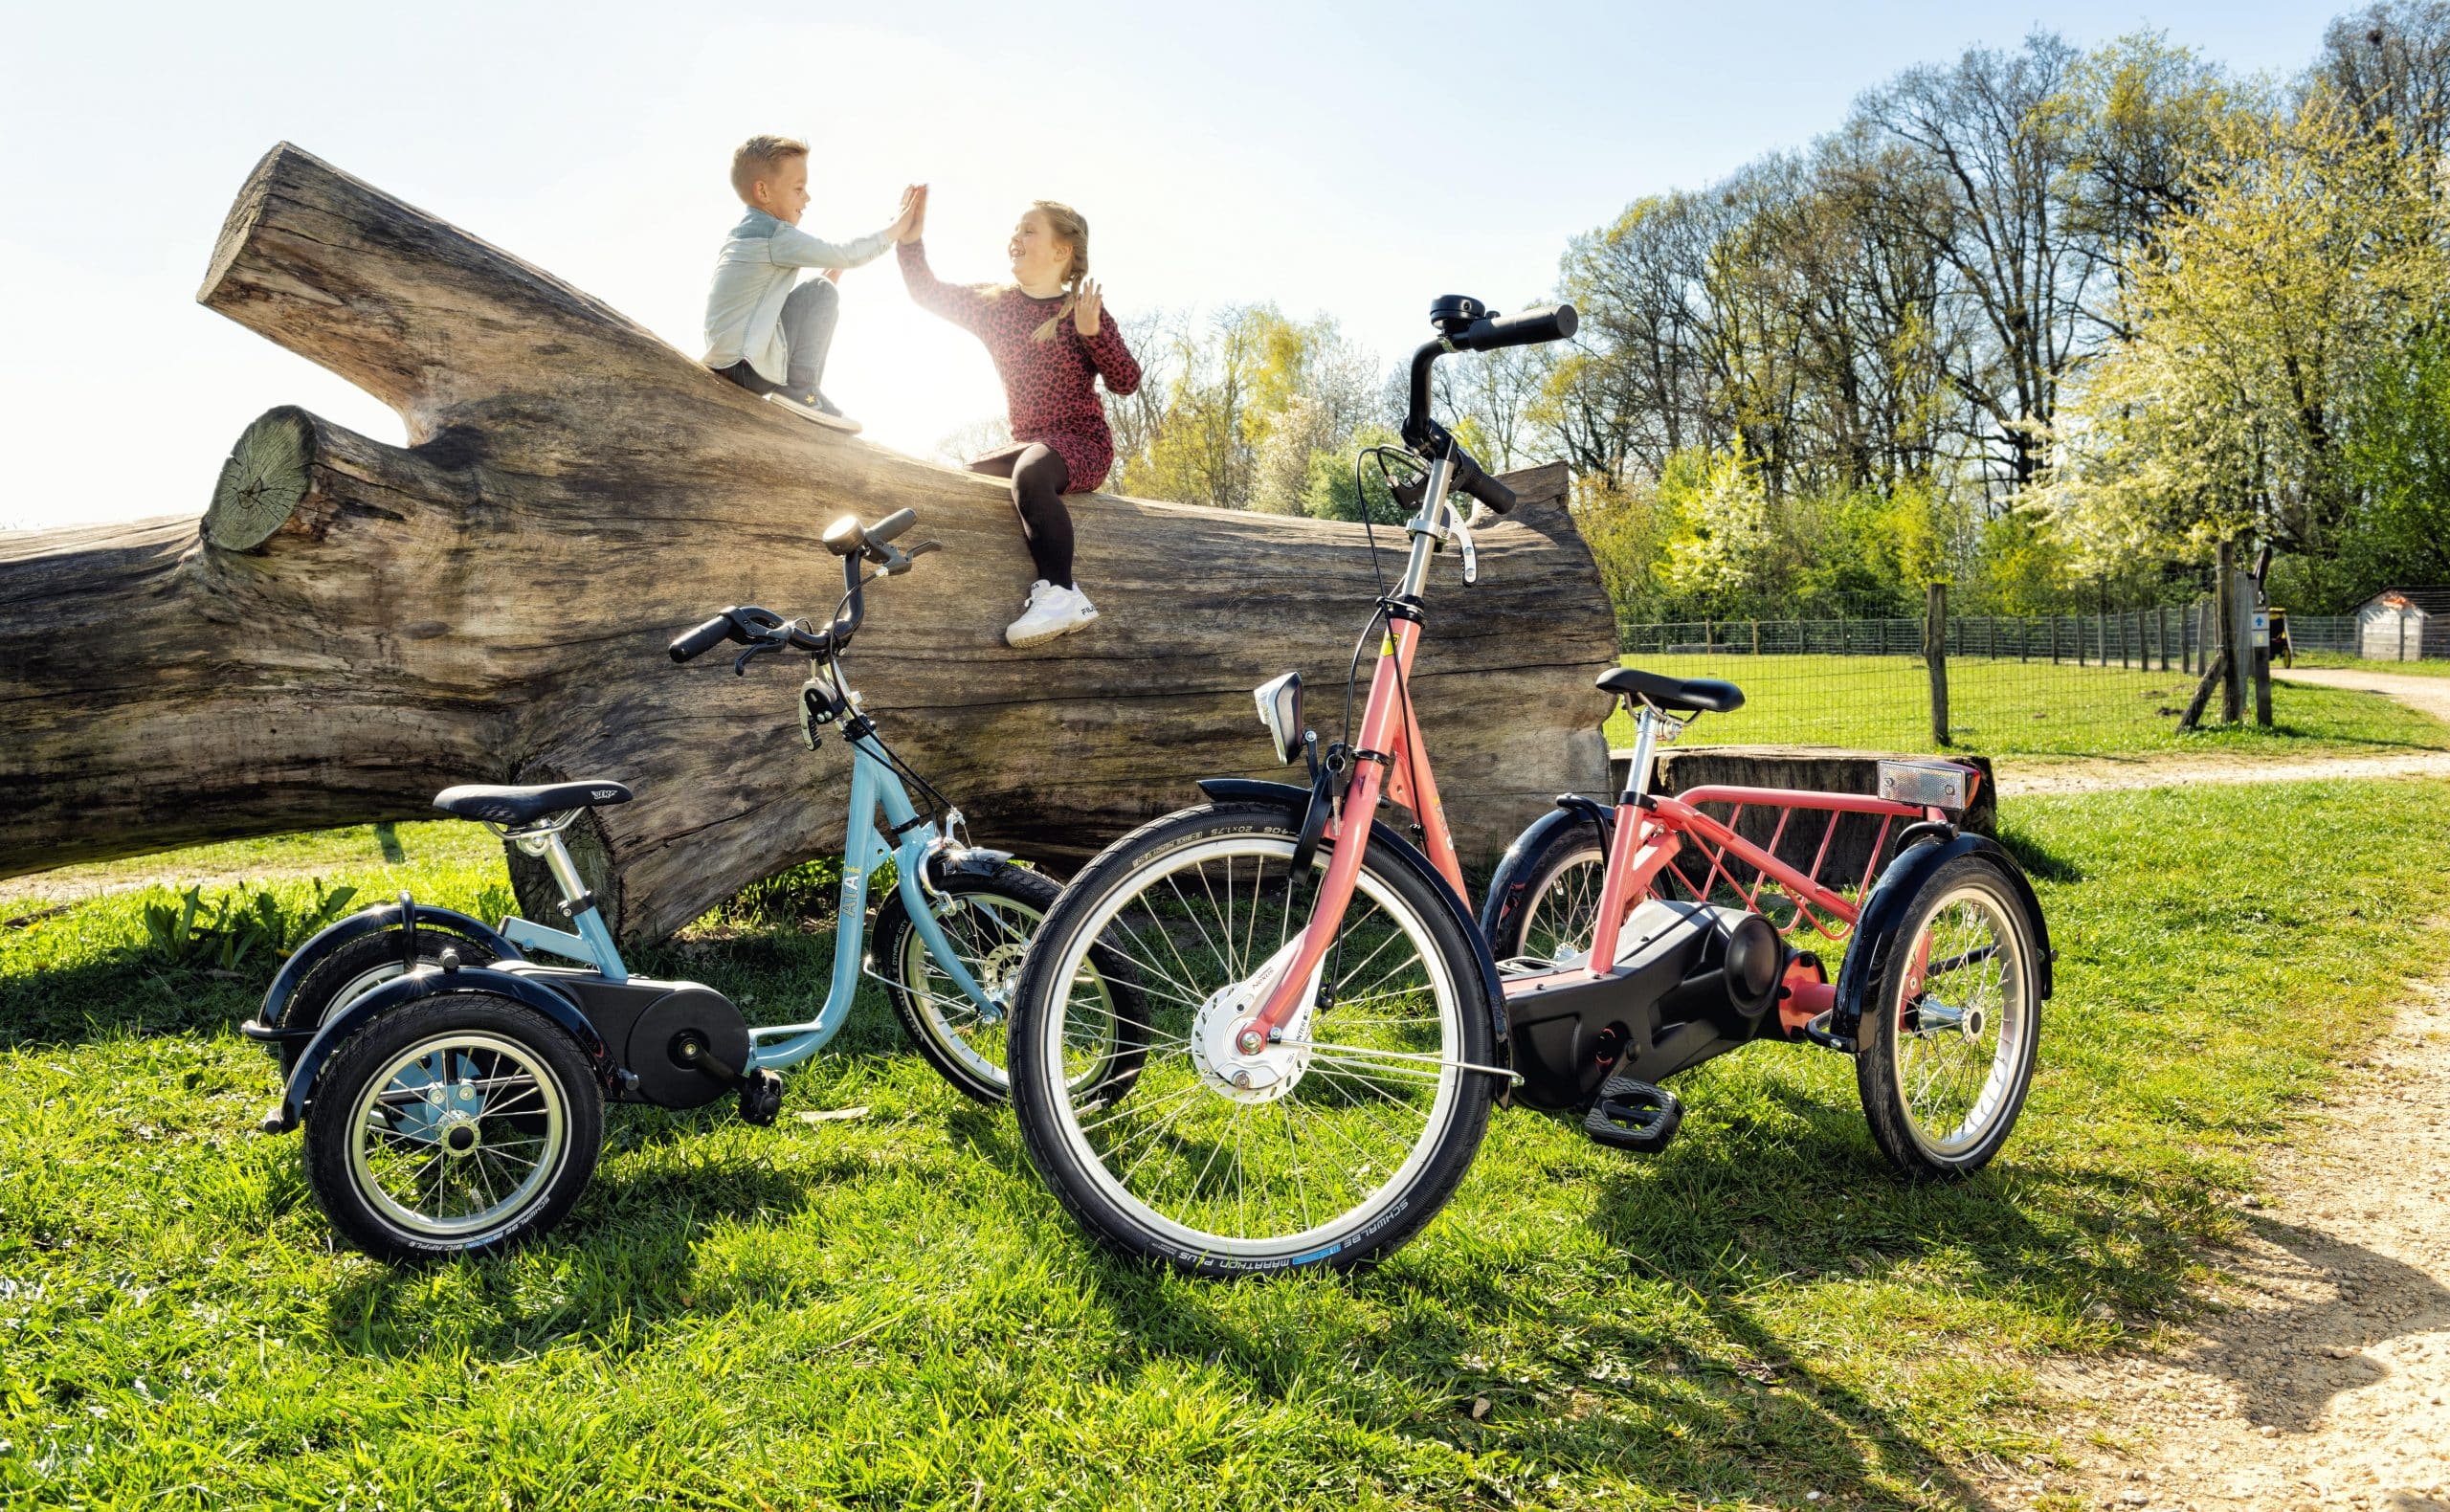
[
  {"x1": 1457, "y1": 459, "x2": 1518, "y2": 515},
  {"x1": 669, "y1": 613, "x2": 736, "y2": 663},
  {"x1": 1457, "y1": 303, "x2": 1578, "y2": 353},
  {"x1": 868, "y1": 507, "x2": 918, "y2": 545}
]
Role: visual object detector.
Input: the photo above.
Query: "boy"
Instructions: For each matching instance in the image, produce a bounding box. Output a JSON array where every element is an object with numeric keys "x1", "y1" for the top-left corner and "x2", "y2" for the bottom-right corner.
[{"x1": 703, "y1": 135, "x2": 915, "y2": 432}]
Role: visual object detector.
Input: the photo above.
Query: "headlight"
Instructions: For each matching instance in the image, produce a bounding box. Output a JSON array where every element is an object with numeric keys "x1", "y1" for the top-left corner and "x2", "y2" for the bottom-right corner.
[{"x1": 1253, "y1": 672, "x2": 1306, "y2": 765}]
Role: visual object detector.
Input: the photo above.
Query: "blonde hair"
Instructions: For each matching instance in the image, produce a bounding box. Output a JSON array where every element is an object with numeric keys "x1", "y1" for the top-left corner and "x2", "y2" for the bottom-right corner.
[
  {"x1": 730, "y1": 134, "x2": 809, "y2": 203},
  {"x1": 1023, "y1": 200, "x2": 1091, "y2": 342}
]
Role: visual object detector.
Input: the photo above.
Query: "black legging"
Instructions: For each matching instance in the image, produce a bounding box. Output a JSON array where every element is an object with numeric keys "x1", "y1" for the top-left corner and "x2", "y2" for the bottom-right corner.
[{"x1": 969, "y1": 443, "x2": 1076, "y2": 589}]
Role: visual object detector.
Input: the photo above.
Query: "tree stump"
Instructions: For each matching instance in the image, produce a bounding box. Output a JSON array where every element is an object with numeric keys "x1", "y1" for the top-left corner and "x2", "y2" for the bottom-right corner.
[{"x1": 0, "y1": 144, "x2": 1617, "y2": 941}]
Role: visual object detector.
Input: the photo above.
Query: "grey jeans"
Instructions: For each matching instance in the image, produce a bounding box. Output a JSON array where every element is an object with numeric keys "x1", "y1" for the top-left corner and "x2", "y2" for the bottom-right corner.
[{"x1": 715, "y1": 277, "x2": 840, "y2": 397}]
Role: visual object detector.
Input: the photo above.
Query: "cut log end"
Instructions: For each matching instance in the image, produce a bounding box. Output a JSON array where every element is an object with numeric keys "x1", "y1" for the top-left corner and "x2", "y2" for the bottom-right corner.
[{"x1": 204, "y1": 408, "x2": 314, "y2": 552}]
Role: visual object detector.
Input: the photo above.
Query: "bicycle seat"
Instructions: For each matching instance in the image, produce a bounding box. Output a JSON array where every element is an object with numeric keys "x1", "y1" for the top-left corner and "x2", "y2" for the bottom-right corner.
[
  {"x1": 431, "y1": 780, "x2": 633, "y2": 826},
  {"x1": 1596, "y1": 667, "x2": 1746, "y2": 715}
]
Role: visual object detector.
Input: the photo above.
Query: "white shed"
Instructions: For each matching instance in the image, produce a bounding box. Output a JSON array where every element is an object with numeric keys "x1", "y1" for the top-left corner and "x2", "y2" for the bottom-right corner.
[{"x1": 2357, "y1": 587, "x2": 2450, "y2": 660}]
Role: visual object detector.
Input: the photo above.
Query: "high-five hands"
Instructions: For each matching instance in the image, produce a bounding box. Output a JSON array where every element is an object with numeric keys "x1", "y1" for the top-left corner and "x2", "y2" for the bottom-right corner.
[
  {"x1": 892, "y1": 184, "x2": 928, "y2": 245},
  {"x1": 1074, "y1": 278, "x2": 1103, "y2": 337}
]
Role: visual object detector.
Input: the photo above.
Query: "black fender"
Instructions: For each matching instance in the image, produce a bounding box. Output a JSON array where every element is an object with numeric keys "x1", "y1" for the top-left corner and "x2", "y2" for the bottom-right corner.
[
  {"x1": 1832, "y1": 831, "x2": 2055, "y2": 1043},
  {"x1": 1194, "y1": 777, "x2": 1509, "y2": 1042},
  {"x1": 255, "y1": 901, "x2": 523, "y2": 1038},
  {"x1": 1480, "y1": 794, "x2": 1616, "y2": 948},
  {"x1": 261, "y1": 964, "x2": 612, "y2": 1134}
]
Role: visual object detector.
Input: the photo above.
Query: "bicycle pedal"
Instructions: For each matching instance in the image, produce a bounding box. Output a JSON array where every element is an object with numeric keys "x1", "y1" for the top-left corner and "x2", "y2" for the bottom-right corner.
[
  {"x1": 738, "y1": 1069, "x2": 785, "y2": 1127},
  {"x1": 1582, "y1": 1074, "x2": 1683, "y2": 1153}
]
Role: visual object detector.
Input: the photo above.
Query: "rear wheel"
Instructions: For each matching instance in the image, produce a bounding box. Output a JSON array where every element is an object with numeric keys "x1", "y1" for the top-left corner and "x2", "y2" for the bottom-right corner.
[
  {"x1": 1855, "y1": 852, "x2": 2042, "y2": 1178},
  {"x1": 1008, "y1": 803, "x2": 1497, "y2": 1277},
  {"x1": 276, "y1": 927, "x2": 499, "y2": 1078},
  {"x1": 303, "y1": 992, "x2": 603, "y2": 1263},
  {"x1": 1486, "y1": 827, "x2": 1609, "y2": 971}
]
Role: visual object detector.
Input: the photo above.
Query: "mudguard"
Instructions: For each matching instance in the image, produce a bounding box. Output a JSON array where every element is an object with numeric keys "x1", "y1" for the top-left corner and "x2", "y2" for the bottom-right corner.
[
  {"x1": 1194, "y1": 777, "x2": 1509, "y2": 1042},
  {"x1": 1831, "y1": 831, "x2": 2054, "y2": 1043},
  {"x1": 261, "y1": 964, "x2": 612, "y2": 1134},
  {"x1": 1479, "y1": 795, "x2": 1616, "y2": 949},
  {"x1": 924, "y1": 843, "x2": 1018, "y2": 886},
  {"x1": 256, "y1": 901, "x2": 523, "y2": 1038}
]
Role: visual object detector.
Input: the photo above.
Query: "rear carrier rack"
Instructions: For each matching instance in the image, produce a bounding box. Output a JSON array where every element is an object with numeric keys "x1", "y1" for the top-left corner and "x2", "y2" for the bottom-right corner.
[{"x1": 1646, "y1": 762, "x2": 1983, "y2": 942}]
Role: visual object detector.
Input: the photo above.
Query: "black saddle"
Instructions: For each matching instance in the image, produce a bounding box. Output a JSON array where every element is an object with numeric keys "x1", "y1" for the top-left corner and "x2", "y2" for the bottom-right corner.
[
  {"x1": 1596, "y1": 667, "x2": 1746, "y2": 715},
  {"x1": 431, "y1": 780, "x2": 633, "y2": 826}
]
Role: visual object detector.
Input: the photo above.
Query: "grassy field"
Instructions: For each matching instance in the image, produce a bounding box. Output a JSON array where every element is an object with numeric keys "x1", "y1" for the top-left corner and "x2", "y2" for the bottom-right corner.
[
  {"x1": 2285, "y1": 651, "x2": 2450, "y2": 677},
  {"x1": 8, "y1": 781, "x2": 2450, "y2": 1509},
  {"x1": 1601, "y1": 652, "x2": 2450, "y2": 756}
]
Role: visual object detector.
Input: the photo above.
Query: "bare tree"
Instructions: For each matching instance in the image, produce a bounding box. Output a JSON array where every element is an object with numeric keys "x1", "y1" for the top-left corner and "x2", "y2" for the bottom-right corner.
[
  {"x1": 2322, "y1": 0, "x2": 2450, "y2": 165},
  {"x1": 1863, "y1": 31, "x2": 2107, "y2": 495}
]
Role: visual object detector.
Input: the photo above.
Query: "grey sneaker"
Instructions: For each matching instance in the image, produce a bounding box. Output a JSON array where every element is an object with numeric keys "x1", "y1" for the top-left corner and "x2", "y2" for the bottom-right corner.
[{"x1": 767, "y1": 390, "x2": 862, "y2": 434}]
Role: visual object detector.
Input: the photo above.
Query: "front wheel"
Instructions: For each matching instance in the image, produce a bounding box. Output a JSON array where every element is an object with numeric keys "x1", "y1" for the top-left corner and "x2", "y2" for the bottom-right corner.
[
  {"x1": 871, "y1": 861, "x2": 1145, "y2": 1105},
  {"x1": 1855, "y1": 852, "x2": 2043, "y2": 1178},
  {"x1": 302, "y1": 993, "x2": 604, "y2": 1263},
  {"x1": 1007, "y1": 803, "x2": 1498, "y2": 1277}
]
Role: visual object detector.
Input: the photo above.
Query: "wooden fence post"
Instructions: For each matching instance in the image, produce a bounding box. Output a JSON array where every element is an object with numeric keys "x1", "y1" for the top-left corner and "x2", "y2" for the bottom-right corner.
[
  {"x1": 2217, "y1": 542, "x2": 2243, "y2": 723},
  {"x1": 1927, "y1": 582, "x2": 1950, "y2": 747}
]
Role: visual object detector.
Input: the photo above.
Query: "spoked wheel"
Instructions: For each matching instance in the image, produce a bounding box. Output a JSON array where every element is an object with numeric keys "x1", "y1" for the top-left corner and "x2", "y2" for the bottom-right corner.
[
  {"x1": 275, "y1": 928, "x2": 498, "y2": 1078},
  {"x1": 1486, "y1": 827, "x2": 1609, "y2": 972},
  {"x1": 1008, "y1": 803, "x2": 1498, "y2": 1277},
  {"x1": 872, "y1": 862, "x2": 1145, "y2": 1105},
  {"x1": 1855, "y1": 852, "x2": 2042, "y2": 1178},
  {"x1": 303, "y1": 994, "x2": 603, "y2": 1262}
]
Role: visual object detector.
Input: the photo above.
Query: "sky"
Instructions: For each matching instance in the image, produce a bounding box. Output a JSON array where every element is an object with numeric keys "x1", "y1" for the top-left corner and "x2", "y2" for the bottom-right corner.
[{"x1": 0, "y1": 0, "x2": 2351, "y2": 532}]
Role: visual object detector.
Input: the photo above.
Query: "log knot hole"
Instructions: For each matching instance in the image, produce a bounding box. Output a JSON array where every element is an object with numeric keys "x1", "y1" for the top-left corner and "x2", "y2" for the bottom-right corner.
[{"x1": 205, "y1": 407, "x2": 315, "y2": 552}]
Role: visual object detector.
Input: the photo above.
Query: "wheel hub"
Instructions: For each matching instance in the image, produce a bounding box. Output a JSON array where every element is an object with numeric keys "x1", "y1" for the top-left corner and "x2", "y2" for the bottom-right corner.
[
  {"x1": 975, "y1": 940, "x2": 1029, "y2": 1021},
  {"x1": 431, "y1": 1082, "x2": 484, "y2": 1157},
  {"x1": 1189, "y1": 943, "x2": 1322, "y2": 1104}
]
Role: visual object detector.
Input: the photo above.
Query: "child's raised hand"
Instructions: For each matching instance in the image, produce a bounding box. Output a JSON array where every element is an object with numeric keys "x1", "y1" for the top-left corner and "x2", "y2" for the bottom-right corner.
[
  {"x1": 1074, "y1": 278, "x2": 1103, "y2": 337},
  {"x1": 822, "y1": 267, "x2": 842, "y2": 283},
  {"x1": 893, "y1": 184, "x2": 928, "y2": 244}
]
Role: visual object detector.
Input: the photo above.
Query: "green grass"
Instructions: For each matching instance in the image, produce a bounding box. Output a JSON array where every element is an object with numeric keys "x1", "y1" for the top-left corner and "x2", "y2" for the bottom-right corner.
[
  {"x1": 1602, "y1": 652, "x2": 2450, "y2": 756},
  {"x1": 7, "y1": 781, "x2": 2450, "y2": 1508},
  {"x1": 2285, "y1": 651, "x2": 2450, "y2": 677}
]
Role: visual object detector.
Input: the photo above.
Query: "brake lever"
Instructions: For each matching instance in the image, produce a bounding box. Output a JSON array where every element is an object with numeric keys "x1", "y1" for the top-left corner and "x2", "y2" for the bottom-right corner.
[
  {"x1": 1444, "y1": 503, "x2": 1478, "y2": 586},
  {"x1": 730, "y1": 638, "x2": 784, "y2": 677}
]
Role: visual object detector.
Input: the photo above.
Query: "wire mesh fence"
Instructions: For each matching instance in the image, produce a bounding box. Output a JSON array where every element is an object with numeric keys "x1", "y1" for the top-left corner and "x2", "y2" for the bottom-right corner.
[{"x1": 1609, "y1": 603, "x2": 2350, "y2": 755}]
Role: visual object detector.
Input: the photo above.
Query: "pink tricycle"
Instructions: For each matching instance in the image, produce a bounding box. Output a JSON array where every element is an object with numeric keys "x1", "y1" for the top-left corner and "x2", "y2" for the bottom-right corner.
[{"x1": 1003, "y1": 297, "x2": 2053, "y2": 1277}]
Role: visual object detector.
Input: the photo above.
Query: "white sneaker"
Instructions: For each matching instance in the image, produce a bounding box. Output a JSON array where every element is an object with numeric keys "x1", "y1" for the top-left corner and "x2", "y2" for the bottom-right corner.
[
  {"x1": 765, "y1": 391, "x2": 863, "y2": 434},
  {"x1": 1004, "y1": 580, "x2": 1100, "y2": 649}
]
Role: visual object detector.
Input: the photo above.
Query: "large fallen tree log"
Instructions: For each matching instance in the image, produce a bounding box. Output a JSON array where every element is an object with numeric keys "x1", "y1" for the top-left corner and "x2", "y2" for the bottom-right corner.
[{"x1": 0, "y1": 144, "x2": 1615, "y2": 941}]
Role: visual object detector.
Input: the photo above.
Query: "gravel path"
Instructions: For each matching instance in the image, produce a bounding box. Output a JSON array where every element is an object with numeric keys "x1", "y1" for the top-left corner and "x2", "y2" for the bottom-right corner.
[{"x1": 1977, "y1": 981, "x2": 2450, "y2": 1510}]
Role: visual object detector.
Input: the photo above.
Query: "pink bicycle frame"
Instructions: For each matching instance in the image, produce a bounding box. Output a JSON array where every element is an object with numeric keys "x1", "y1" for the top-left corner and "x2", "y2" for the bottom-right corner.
[{"x1": 1242, "y1": 619, "x2": 1970, "y2": 1044}]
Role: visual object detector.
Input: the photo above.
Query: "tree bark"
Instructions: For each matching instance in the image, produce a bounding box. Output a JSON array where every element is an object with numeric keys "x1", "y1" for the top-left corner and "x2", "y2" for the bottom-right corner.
[{"x1": 0, "y1": 144, "x2": 1616, "y2": 941}]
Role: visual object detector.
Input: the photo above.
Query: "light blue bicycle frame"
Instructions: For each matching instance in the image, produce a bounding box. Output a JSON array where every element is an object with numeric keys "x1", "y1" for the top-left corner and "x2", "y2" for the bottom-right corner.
[{"x1": 495, "y1": 724, "x2": 998, "y2": 1074}]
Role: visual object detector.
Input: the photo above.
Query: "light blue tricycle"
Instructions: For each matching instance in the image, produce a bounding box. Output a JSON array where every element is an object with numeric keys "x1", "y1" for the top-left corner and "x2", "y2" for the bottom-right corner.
[{"x1": 245, "y1": 509, "x2": 1141, "y2": 1262}]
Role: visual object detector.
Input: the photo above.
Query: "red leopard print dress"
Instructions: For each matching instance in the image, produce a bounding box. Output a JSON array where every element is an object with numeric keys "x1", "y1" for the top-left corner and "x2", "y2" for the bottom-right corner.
[{"x1": 898, "y1": 239, "x2": 1143, "y2": 490}]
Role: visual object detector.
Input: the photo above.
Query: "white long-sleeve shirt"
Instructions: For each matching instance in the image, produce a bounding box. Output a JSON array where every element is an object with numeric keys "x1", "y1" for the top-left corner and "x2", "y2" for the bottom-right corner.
[{"x1": 702, "y1": 209, "x2": 893, "y2": 383}]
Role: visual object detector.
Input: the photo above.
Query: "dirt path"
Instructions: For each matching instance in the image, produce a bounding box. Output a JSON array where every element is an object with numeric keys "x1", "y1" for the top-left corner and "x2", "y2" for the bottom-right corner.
[
  {"x1": 1995, "y1": 748, "x2": 2450, "y2": 797},
  {"x1": 1977, "y1": 980, "x2": 2450, "y2": 1511},
  {"x1": 1993, "y1": 666, "x2": 2450, "y2": 798},
  {"x1": 2274, "y1": 665, "x2": 2450, "y2": 723}
]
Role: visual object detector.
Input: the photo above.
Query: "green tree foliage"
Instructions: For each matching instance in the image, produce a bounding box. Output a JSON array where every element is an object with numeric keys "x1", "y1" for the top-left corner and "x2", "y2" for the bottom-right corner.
[
  {"x1": 1111, "y1": 11, "x2": 2450, "y2": 622},
  {"x1": 2042, "y1": 85, "x2": 2449, "y2": 602},
  {"x1": 1115, "y1": 306, "x2": 1382, "y2": 513}
]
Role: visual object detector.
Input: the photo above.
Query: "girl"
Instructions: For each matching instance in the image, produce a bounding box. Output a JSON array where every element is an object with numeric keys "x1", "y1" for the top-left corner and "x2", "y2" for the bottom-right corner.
[{"x1": 896, "y1": 187, "x2": 1142, "y2": 648}]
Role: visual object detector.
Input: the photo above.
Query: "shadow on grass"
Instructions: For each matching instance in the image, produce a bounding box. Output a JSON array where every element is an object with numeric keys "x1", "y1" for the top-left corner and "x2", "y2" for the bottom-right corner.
[
  {"x1": 0, "y1": 952, "x2": 264, "y2": 1051},
  {"x1": 1991, "y1": 820, "x2": 2083, "y2": 884}
]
